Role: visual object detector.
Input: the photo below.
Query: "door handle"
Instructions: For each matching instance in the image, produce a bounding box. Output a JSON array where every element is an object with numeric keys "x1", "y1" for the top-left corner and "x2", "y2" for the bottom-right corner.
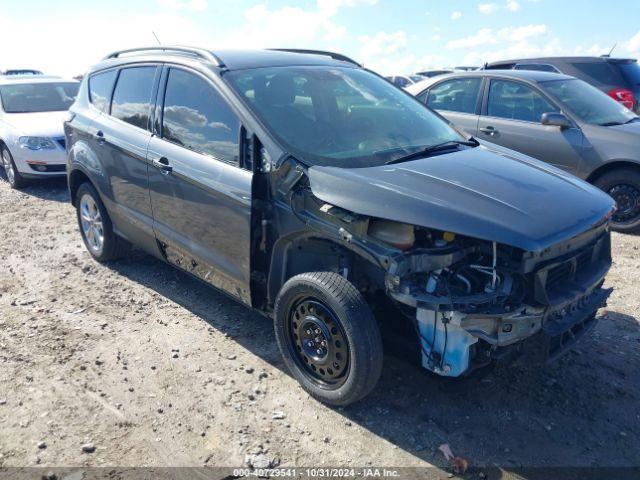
[
  {"x1": 479, "y1": 126, "x2": 498, "y2": 136},
  {"x1": 94, "y1": 130, "x2": 106, "y2": 144},
  {"x1": 151, "y1": 156, "x2": 173, "y2": 174}
]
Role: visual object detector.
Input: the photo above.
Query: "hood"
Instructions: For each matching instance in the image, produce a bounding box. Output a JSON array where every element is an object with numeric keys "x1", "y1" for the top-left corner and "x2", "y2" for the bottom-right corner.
[
  {"x1": 3, "y1": 111, "x2": 67, "y2": 137},
  {"x1": 308, "y1": 145, "x2": 615, "y2": 252},
  {"x1": 605, "y1": 119, "x2": 640, "y2": 135}
]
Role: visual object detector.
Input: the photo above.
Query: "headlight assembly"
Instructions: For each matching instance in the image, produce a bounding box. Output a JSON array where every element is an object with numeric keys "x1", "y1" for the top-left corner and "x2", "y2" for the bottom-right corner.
[{"x1": 19, "y1": 136, "x2": 56, "y2": 150}]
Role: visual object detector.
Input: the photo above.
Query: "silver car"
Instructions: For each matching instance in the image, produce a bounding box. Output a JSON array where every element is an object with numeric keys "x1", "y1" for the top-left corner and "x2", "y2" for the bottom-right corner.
[
  {"x1": 0, "y1": 75, "x2": 79, "y2": 188},
  {"x1": 407, "y1": 70, "x2": 640, "y2": 232}
]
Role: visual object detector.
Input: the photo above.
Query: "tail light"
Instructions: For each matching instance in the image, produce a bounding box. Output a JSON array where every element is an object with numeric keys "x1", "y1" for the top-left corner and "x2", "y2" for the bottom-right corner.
[{"x1": 607, "y1": 88, "x2": 636, "y2": 110}]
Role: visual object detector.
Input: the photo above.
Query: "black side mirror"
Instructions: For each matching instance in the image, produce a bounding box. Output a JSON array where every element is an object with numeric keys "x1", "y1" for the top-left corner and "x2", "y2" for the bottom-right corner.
[{"x1": 541, "y1": 112, "x2": 572, "y2": 129}]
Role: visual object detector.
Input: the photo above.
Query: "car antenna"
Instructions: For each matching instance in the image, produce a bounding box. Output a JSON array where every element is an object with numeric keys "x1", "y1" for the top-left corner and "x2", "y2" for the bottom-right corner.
[
  {"x1": 604, "y1": 43, "x2": 616, "y2": 58},
  {"x1": 152, "y1": 31, "x2": 162, "y2": 45}
]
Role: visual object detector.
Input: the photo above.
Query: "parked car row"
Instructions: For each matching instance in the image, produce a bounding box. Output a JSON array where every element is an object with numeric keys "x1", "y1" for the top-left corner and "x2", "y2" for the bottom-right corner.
[
  {"x1": 386, "y1": 67, "x2": 480, "y2": 88},
  {"x1": 0, "y1": 48, "x2": 622, "y2": 407},
  {"x1": 482, "y1": 56, "x2": 640, "y2": 113},
  {"x1": 407, "y1": 64, "x2": 640, "y2": 233}
]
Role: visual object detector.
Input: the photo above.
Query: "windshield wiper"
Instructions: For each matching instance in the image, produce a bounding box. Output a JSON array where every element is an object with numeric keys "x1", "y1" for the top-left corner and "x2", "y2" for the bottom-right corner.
[
  {"x1": 624, "y1": 117, "x2": 640, "y2": 124},
  {"x1": 384, "y1": 138, "x2": 478, "y2": 166}
]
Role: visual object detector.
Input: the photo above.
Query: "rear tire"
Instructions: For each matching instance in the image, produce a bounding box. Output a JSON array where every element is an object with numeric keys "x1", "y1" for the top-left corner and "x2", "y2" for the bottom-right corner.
[
  {"x1": 75, "y1": 182, "x2": 129, "y2": 262},
  {"x1": 593, "y1": 168, "x2": 640, "y2": 233},
  {"x1": 274, "y1": 272, "x2": 383, "y2": 406},
  {"x1": 2, "y1": 147, "x2": 27, "y2": 189}
]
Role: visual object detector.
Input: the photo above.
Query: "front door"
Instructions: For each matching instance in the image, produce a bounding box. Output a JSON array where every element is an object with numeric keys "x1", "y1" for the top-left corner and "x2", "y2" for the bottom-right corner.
[
  {"x1": 478, "y1": 78, "x2": 587, "y2": 176},
  {"x1": 147, "y1": 67, "x2": 253, "y2": 304}
]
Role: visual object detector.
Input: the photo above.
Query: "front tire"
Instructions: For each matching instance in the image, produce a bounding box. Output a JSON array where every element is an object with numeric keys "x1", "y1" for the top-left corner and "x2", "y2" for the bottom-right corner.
[
  {"x1": 2, "y1": 147, "x2": 27, "y2": 189},
  {"x1": 75, "y1": 182, "x2": 129, "y2": 262},
  {"x1": 593, "y1": 168, "x2": 640, "y2": 233},
  {"x1": 274, "y1": 272, "x2": 383, "y2": 406}
]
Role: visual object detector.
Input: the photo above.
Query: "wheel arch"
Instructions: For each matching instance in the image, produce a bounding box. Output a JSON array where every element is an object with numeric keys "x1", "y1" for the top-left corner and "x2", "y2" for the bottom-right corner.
[
  {"x1": 586, "y1": 160, "x2": 640, "y2": 184},
  {"x1": 266, "y1": 232, "x2": 385, "y2": 310},
  {"x1": 68, "y1": 167, "x2": 94, "y2": 207}
]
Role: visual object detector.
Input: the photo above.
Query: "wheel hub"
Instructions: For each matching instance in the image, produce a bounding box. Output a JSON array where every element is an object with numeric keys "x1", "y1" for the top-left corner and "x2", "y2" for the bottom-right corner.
[
  {"x1": 288, "y1": 299, "x2": 349, "y2": 386},
  {"x1": 300, "y1": 319, "x2": 330, "y2": 361},
  {"x1": 79, "y1": 194, "x2": 104, "y2": 254},
  {"x1": 609, "y1": 184, "x2": 640, "y2": 224}
]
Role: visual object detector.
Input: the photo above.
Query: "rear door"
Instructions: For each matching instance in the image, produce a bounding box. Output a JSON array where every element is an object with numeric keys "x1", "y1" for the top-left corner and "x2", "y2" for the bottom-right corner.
[
  {"x1": 147, "y1": 66, "x2": 253, "y2": 304},
  {"x1": 477, "y1": 78, "x2": 587, "y2": 175},
  {"x1": 421, "y1": 77, "x2": 483, "y2": 136},
  {"x1": 91, "y1": 65, "x2": 160, "y2": 252}
]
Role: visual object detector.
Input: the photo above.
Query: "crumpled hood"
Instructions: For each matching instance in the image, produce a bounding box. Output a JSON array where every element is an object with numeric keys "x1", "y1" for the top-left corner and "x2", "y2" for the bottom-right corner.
[
  {"x1": 308, "y1": 145, "x2": 615, "y2": 252},
  {"x1": 3, "y1": 111, "x2": 67, "y2": 137}
]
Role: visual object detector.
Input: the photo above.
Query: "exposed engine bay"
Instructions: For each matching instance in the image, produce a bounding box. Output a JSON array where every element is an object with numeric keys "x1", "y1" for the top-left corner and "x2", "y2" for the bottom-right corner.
[{"x1": 378, "y1": 221, "x2": 612, "y2": 377}]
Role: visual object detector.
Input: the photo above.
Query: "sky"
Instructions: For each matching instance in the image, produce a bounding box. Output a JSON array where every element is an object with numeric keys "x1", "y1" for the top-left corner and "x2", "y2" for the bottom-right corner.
[{"x1": 2, "y1": 0, "x2": 640, "y2": 77}]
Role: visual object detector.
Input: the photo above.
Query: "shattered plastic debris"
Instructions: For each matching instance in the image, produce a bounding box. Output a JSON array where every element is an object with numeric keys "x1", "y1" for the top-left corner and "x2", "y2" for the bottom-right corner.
[
  {"x1": 438, "y1": 443, "x2": 468, "y2": 475},
  {"x1": 451, "y1": 456, "x2": 468, "y2": 474},
  {"x1": 438, "y1": 443, "x2": 454, "y2": 461}
]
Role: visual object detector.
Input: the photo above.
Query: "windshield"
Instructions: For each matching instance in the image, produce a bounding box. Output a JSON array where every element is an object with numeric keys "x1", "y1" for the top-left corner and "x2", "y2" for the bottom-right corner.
[
  {"x1": 0, "y1": 82, "x2": 79, "y2": 113},
  {"x1": 541, "y1": 78, "x2": 637, "y2": 126},
  {"x1": 224, "y1": 66, "x2": 465, "y2": 167}
]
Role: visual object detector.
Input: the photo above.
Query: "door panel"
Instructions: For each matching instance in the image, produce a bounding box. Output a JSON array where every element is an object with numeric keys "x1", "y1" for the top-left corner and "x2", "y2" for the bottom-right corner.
[
  {"x1": 147, "y1": 139, "x2": 253, "y2": 304},
  {"x1": 479, "y1": 79, "x2": 587, "y2": 175},
  {"x1": 148, "y1": 66, "x2": 252, "y2": 304}
]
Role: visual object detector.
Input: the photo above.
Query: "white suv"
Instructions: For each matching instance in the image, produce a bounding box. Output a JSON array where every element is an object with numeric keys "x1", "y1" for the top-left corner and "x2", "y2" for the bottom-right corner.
[{"x1": 0, "y1": 75, "x2": 79, "y2": 188}]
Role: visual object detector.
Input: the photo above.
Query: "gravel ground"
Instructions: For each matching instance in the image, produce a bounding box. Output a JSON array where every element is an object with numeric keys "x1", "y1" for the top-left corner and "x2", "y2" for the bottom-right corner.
[{"x1": 0, "y1": 175, "x2": 639, "y2": 475}]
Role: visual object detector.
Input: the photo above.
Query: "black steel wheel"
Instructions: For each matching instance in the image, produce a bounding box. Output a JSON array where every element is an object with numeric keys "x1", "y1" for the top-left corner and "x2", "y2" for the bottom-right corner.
[
  {"x1": 608, "y1": 183, "x2": 640, "y2": 225},
  {"x1": 594, "y1": 168, "x2": 640, "y2": 233},
  {"x1": 274, "y1": 272, "x2": 383, "y2": 406},
  {"x1": 287, "y1": 298, "x2": 350, "y2": 387}
]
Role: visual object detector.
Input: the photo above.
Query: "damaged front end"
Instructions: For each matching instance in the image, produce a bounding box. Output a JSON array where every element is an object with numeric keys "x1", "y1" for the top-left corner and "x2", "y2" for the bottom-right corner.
[
  {"x1": 290, "y1": 146, "x2": 617, "y2": 378},
  {"x1": 382, "y1": 221, "x2": 612, "y2": 377}
]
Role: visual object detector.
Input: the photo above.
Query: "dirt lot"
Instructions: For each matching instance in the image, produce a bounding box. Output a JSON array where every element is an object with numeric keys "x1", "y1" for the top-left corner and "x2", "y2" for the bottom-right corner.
[{"x1": 0, "y1": 175, "x2": 639, "y2": 476}]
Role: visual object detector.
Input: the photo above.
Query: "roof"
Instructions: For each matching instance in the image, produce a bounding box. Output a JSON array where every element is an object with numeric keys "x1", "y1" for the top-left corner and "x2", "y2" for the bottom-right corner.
[
  {"x1": 405, "y1": 69, "x2": 575, "y2": 96},
  {"x1": 0, "y1": 75, "x2": 78, "y2": 85},
  {"x1": 485, "y1": 56, "x2": 637, "y2": 66},
  {"x1": 93, "y1": 46, "x2": 361, "y2": 73}
]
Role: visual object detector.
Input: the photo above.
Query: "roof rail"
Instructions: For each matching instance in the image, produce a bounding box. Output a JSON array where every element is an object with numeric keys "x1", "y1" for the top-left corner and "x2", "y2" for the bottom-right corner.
[
  {"x1": 102, "y1": 46, "x2": 224, "y2": 67},
  {"x1": 268, "y1": 49, "x2": 361, "y2": 67}
]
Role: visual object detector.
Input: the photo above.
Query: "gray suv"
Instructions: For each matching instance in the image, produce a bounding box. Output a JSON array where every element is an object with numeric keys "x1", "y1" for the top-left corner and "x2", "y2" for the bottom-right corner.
[
  {"x1": 65, "y1": 47, "x2": 614, "y2": 405},
  {"x1": 408, "y1": 70, "x2": 640, "y2": 232}
]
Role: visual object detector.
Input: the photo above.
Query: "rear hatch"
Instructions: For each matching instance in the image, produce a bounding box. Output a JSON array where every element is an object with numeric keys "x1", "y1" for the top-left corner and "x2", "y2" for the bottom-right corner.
[
  {"x1": 568, "y1": 58, "x2": 640, "y2": 113},
  {"x1": 611, "y1": 59, "x2": 640, "y2": 113}
]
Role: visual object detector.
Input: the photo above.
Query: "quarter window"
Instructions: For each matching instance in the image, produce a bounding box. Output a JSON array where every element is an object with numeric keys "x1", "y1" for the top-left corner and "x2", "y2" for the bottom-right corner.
[
  {"x1": 161, "y1": 68, "x2": 240, "y2": 165},
  {"x1": 110, "y1": 67, "x2": 156, "y2": 129},
  {"x1": 88, "y1": 70, "x2": 117, "y2": 113},
  {"x1": 487, "y1": 80, "x2": 559, "y2": 122},
  {"x1": 426, "y1": 78, "x2": 482, "y2": 114}
]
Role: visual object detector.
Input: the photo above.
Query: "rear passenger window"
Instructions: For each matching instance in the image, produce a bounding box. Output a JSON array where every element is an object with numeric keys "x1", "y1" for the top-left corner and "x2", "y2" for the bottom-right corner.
[
  {"x1": 110, "y1": 67, "x2": 156, "y2": 130},
  {"x1": 487, "y1": 80, "x2": 559, "y2": 122},
  {"x1": 88, "y1": 70, "x2": 117, "y2": 113},
  {"x1": 161, "y1": 68, "x2": 240, "y2": 165},
  {"x1": 426, "y1": 78, "x2": 482, "y2": 114}
]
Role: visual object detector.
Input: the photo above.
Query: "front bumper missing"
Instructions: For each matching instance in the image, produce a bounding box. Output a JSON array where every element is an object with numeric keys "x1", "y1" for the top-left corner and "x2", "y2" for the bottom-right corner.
[{"x1": 414, "y1": 286, "x2": 611, "y2": 377}]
